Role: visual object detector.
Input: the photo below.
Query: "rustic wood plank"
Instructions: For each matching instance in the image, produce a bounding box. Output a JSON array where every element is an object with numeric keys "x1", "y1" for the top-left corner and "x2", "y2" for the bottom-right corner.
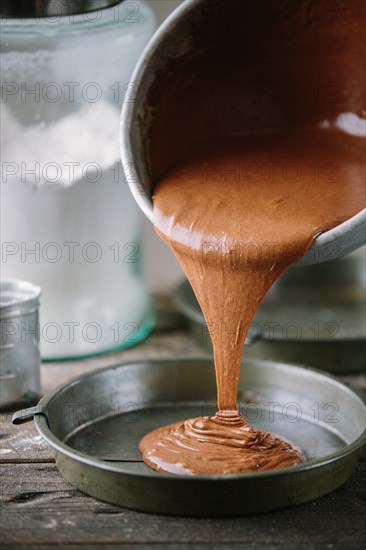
[
  {"x1": 0, "y1": 545, "x2": 365, "y2": 550},
  {"x1": 0, "y1": 413, "x2": 52, "y2": 463},
  {"x1": 1, "y1": 463, "x2": 365, "y2": 547}
]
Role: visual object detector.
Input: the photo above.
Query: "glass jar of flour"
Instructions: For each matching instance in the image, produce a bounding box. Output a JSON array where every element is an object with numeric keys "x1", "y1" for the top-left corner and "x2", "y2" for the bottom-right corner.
[{"x1": 1, "y1": 1, "x2": 156, "y2": 359}]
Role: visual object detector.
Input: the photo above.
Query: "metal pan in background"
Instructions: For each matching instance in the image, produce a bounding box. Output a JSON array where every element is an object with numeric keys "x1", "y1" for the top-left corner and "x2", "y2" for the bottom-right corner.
[
  {"x1": 174, "y1": 256, "x2": 366, "y2": 373},
  {"x1": 13, "y1": 358, "x2": 365, "y2": 517}
]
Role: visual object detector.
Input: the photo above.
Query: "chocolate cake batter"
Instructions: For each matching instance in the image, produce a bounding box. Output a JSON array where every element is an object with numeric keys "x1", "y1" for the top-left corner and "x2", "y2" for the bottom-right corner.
[
  {"x1": 139, "y1": 128, "x2": 365, "y2": 475},
  {"x1": 138, "y1": 0, "x2": 365, "y2": 475}
]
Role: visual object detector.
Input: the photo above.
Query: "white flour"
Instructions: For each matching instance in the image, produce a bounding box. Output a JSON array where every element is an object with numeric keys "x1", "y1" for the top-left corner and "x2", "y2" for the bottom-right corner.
[{"x1": 1, "y1": 102, "x2": 121, "y2": 185}]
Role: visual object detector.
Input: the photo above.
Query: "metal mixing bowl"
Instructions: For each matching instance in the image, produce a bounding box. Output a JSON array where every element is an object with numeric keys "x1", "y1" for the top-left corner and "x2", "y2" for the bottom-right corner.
[{"x1": 120, "y1": 0, "x2": 365, "y2": 265}]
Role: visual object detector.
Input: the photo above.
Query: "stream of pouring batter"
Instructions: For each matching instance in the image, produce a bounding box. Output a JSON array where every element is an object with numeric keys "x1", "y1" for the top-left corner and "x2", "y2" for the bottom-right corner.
[{"x1": 139, "y1": 127, "x2": 365, "y2": 475}]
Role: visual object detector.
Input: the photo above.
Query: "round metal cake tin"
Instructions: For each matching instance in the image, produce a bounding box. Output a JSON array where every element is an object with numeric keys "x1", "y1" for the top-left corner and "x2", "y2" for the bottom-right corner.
[{"x1": 13, "y1": 358, "x2": 365, "y2": 517}]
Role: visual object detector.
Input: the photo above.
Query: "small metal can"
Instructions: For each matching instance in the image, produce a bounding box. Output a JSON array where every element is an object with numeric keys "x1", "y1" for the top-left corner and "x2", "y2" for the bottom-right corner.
[{"x1": 0, "y1": 279, "x2": 41, "y2": 409}]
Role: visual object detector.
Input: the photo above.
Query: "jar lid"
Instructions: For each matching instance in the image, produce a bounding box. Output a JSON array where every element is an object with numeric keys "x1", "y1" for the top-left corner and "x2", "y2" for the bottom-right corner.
[
  {"x1": 0, "y1": 279, "x2": 41, "y2": 319},
  {"x1": 0, "y1": 0, "x2": 123, "y2": 18}
]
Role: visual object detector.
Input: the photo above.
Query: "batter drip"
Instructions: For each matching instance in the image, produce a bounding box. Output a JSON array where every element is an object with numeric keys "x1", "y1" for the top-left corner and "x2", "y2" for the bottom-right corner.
[{"x1": 139, "y1": 128, "x2": 365, "y2": 475}]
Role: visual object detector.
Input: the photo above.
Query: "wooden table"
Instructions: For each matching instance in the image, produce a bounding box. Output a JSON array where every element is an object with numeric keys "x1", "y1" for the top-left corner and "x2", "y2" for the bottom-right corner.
[{"x1": 1, "y1": 297, "x2": 365, "y2": 549}]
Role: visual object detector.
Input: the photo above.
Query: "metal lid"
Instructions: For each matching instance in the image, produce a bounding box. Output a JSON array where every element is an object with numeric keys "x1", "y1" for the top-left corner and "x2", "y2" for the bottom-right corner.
[
  {"x1": 0, "y1": 0, "x2": 123, "y2": 18},
  {"x1": 0, "y1": 279, "x2": 41, "y2": 319}
]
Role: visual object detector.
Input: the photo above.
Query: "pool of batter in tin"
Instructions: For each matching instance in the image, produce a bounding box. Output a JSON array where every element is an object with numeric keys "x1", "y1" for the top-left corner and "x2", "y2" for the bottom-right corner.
[
  {"x1": 139, "y1": 128, "x2": 365, "y2": 475},
  {"x1": 139, "y1": 411, "x2": 305, "y2": 475}
]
